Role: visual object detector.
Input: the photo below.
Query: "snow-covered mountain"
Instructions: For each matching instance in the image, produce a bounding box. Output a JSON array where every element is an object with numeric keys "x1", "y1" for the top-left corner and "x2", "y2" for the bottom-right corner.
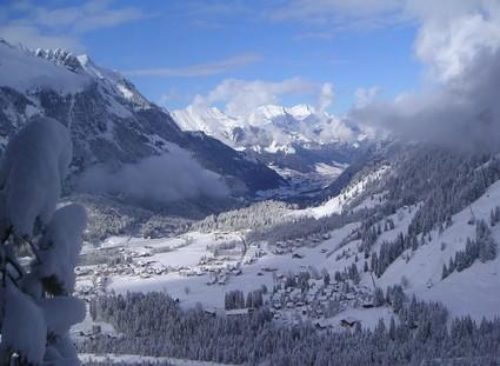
[
  {"x1": 172, "y1": 103, "x2": 370, "y2": 177},
  {"x1": 0, "y1": 40, "x2": 285, "y2": 209}
]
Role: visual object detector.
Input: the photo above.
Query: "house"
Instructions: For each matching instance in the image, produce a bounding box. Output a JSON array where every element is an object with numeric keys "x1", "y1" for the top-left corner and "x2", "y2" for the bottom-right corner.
[
  {"x1": 362, "y1": 300, "x2": 374, "y2": 309},
  {"x1": 340, "y1": 317, "x2": 360, "y2": 328}
]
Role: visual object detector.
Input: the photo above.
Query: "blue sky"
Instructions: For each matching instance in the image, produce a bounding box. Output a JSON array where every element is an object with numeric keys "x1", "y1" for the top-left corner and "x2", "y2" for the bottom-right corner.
[{"x1": 0, "y1": 1, "x2": 432, "y2": 114}]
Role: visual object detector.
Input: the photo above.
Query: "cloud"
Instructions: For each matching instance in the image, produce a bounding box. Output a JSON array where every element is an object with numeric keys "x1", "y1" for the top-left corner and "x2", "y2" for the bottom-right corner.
[
  {"x1": 269, "y1": 0, "x2": 406, "y2": 31},
  {"x1": 0, "y1": 24, "x2": 83, "y2": 51},
  {"x1": 76, "y1": 145, "x2": 229, "y2": 205},
  {"x1": 354, "y1": 86, "x2": 380, "y2": 108},
  {"x1": 190, "y1": 78, "x2": 333, "y2": 117},
  {"x1": 124, "y1": 53, "x2": 261, "y2": 78},
  {"x1": 0, "y1": 0, "x2": 147, "y2": 51},
  {"x1": 349, "y1": 0, "x2": 500, "y2": 150},
  {"x1": 318, "y1": 82, "x2": 334, "y2": 112},
  {"x1": 412, "y1": 2, "x2": 500, "y2": 83}
]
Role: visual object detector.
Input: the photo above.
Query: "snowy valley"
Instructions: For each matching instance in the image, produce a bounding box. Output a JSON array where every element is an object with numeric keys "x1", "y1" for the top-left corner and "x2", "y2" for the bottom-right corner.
[{"x1": 1, "y1": 8, "x2": 500, "y2": 363}]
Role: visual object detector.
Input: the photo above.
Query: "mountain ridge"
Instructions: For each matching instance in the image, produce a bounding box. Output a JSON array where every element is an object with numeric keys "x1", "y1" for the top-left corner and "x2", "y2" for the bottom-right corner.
[
  {"x1": 0, "y1": 40, "x2": 286, "y2": 209},
  {"x1": 172, "y1": 101, "x2": 372, "y2": 181}
]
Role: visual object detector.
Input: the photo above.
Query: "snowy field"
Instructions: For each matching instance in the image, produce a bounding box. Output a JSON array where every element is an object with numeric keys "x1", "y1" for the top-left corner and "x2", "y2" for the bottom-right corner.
[
  {"x1": 379, "y1": 180, "x2": 500, "y2": 320},
  {"x1": 108, "y1": 223, "x2": 360, "y2": 310},
  {"x1": 80, "y1": 353, "x2": 237, "y2": 366}
]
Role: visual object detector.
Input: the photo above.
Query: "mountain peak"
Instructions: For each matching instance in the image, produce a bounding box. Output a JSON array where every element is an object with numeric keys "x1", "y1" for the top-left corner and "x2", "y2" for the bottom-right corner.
[
  {"x1": 27, "y1": 43, "x2": 150, "y2": 109},
  {"x1": 286, "y1": 104, "x2": 317, "y2": 119},
  {"x1": 172, "y1": 101, "x2": 364, "y2": 159},
  {"x1": 33, "y1": 47, "x2": 88, "y2": 73}
]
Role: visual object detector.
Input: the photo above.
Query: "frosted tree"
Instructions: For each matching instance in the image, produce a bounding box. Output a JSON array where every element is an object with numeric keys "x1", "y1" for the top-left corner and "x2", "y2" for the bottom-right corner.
[{"x1": 0, "y1": 117, "x2": 86, "y2": 365}]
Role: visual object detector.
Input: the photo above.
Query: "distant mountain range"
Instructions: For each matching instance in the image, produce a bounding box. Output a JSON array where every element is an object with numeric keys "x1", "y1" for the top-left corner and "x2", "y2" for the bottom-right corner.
[{"x1": 172, "y1": 102, "x2": 371, "y2": 176}]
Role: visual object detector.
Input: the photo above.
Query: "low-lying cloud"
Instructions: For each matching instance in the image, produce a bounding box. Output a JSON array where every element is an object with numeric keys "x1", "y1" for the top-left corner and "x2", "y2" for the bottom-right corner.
[{"x1": 77, "y1": 148, "x2": 229, "y2": 205}]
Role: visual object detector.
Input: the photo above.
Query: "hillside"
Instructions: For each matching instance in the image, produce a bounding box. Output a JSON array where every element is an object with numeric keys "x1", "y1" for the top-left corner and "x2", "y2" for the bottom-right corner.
[{"x1": 0, "y1": 40, "x2": 285, "y2": 208}]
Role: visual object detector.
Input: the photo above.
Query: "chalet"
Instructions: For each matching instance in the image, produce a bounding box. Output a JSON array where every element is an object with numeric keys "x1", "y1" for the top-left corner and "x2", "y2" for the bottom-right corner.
[
  {"x1": 340, "y1": 318, "x2": 360, "y2": 328},
  {"x1": 362, "y1": 300, "x2": 374, "y2": 309}
]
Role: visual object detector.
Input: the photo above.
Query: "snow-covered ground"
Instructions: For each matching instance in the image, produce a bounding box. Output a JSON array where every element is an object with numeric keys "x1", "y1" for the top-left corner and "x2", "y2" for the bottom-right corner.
[
  {"x1": 292, "y1": 164, "x2": 389, "y2": 219},
  {"x1": 379, "y1": 180, "x2": 500, "y2": 320},
  {"x1": 75, "y1": 174, "x2": 500, "y2": 345},
  {"x1": 80, "y1": 353, "x2": 237, "y2": 366},
  {"x1": 107, "y1": 223, "x2": 359, "y2": 309}
]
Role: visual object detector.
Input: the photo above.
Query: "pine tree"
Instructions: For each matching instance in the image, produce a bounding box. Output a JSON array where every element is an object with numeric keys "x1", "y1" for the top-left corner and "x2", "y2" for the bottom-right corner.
[
  {"x1": 373, "y1": 287, "x2": 385, "y2": 307},
  {"x1": 442, "y1": 263, "x2": 448, "y2": 279},
  {"x1": 0, "y1": 118, "x2": 86, "y2": 365}
]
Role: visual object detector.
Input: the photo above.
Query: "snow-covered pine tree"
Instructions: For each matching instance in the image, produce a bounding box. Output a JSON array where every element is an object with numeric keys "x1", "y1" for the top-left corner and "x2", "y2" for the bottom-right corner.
[{"x1": 0, "y1": 117, "x2": 86, "y2": 365}]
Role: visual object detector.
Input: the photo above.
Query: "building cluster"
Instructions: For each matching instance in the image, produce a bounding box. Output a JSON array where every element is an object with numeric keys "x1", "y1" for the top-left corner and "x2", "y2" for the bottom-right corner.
[{"x1": 269, "y1": 273, "x2": 374, "y2": 325}]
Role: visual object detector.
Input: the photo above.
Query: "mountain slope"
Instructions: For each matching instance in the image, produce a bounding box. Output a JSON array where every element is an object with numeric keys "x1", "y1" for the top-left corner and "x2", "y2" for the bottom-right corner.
[{"x1": 0, "y1": 40, "x2": 285, "y2": 202}]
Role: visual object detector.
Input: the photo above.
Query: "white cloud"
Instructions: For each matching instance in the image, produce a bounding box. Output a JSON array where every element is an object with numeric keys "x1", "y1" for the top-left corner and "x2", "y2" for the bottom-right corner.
[
  {"x1": 318, "y1": 82, "x2": 334, "y2": 112},
  {"x1": 354, "y1": 86, "x2": 380, "y2": 108},
  {"x1": 270, "y1": 0, "x2": 406, "y2": 30},
  {"x1": 0, "y1": 24, "x2": 83, "y2": 51},
  {"x1": 0, "y1": 0, "x2": 147, "y2": 51},
  {"x1": 412, "y1": 1, "x2": 500, "y2": 83},
  {"x1": 350, "y1": 0, "x2": 500, "y2": 150},
  {"x1": 124, "y1": 53, "x2": 261, "y2": 78},
  {"x1": 192, "y1": 78, "x2": 331, "y2": 117}
]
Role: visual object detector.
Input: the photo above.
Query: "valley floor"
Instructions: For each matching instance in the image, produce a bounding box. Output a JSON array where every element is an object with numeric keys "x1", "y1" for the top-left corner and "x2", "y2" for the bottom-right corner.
[{"x1": 74, "y1": 169, "x2": 500, "y2": 365}]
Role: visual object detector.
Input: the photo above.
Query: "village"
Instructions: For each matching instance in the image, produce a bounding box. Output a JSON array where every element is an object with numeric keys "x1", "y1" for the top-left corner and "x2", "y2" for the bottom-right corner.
[
  {"x1": 73, "y1": 227, "x2": 383, "y2": 333},
  {"x1": 74, "y1": 237, "x2": 266, "y2": 300}
]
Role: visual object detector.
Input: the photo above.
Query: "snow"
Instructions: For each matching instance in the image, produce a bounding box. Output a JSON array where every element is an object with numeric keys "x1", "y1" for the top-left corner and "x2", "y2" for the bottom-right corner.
[
  {"x1": 41, "y1": 296, "x2": 86, "y2": 336},
  {"x1": 292, "y1": 164, "x2": 390, "y2": 219},
  {"x1": 315, "y1": 162, "x2": 347, "y2": 177},
  {"x1": 379, "y1": 179, "x2": 500, "y2": 320},
  {"x1": 0, "y1": 117, "x2": 73, "y2": 238},
  {"x1": 287, "y1": 104, "x2": 316, "y2": 120},
  {"x1": 329, "y1": 306, "x2": 395, "y2": 330},
  {"x1": 80, "y1": 353, "x2": 238, "y2": 366},
  {"x1": 116, "y1": 83, "x2": 135, "y2": 100},
  {"x1": 0, "y1": 282, "x2": 47, "y2": 364},
  {"x1": 75, "y1": 54, "x2": 150, "y2": 108},
  {"x1": 172, "y1": 102, "x2": 361, "y2": 153},
  {"x1": 35, "y1": 204, "x2": 87, "y2": 293},
  {"x1": 353, "y1": 192, "x2": 387, "y2": 212},
  {"x1": 46, "y1": 335, "x2": 80, "y2": 365},
  {"x1": 0, "y1": 41, "x2": 87, "y2": 94},
  {"x1": 173, "y1": 105, "x2": 240, "y2": 139},
  {"x1": 106, "y1": 224, "x2": 359, "y2": 309},
  {"x1": 264, "y1": 140, "x2": 296, "y2": 154}
]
